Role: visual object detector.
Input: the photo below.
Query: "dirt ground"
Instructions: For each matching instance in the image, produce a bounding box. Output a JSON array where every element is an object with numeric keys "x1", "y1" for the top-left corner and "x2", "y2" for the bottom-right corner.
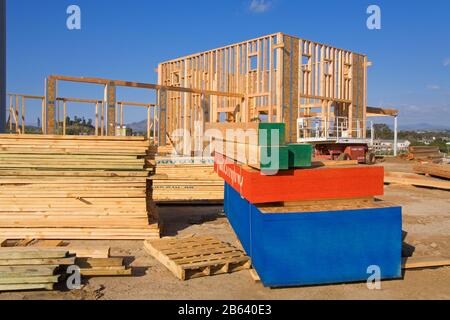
[{"x1": 1, "y1": 158, "x2": 449, "y2": 300}]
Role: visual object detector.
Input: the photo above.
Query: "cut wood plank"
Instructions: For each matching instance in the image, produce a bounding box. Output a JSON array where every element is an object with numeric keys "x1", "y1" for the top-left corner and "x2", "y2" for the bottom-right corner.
[
  {"x1": 402, "y1": 256, "x2": 450, "y2": 270},
  {"x1": 65, "y1": 246, "x2": 110, "y2": 259},
  {"x1": 76, "y1": 258, "x2": 124, "y2": 268},
  {"x1": 0, "y1": 265, "x2": 57, "y2": 277},
  {"x1": 249, "y1": 269, "x2": 261, "y2": 283},
  {"x1": 0, "y1": 248, "x2": 69, "y2": 259},
  {"x1": 0, "y1": 257, "x2": 75, "y2": 266},
  {"x1": 80, "y1": 268, "x2": 132, "y2": 277},
  {"x1": 0, "y1": 275, "x2": 60, "y2": 285},
  {"x1": 312, "y1": 160, "x2": 359, "y2": 167},
  {"x1": 0, "y1": 283, "x2": 54, "y2": 292},
  {"x1": 385, "y1": 172, "x2": 450, "y2": 190}
]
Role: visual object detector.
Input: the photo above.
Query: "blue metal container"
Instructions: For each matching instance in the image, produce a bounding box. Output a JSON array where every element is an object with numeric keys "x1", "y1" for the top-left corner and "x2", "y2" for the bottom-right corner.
[{"x1": 225, "y1": 183, "x2": 403, "y2": 287}]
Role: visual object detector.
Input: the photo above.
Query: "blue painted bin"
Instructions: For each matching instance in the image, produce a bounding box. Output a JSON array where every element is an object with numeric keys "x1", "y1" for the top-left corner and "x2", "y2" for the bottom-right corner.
[{"x1": 224, "y1": 183, "x2": 403, "y2": 287}]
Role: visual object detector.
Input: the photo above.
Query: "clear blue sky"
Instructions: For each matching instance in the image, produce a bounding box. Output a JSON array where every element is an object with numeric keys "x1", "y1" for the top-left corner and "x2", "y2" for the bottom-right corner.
[{"x1": 6, "y1": 0, "x2": 450, "y2": 128}]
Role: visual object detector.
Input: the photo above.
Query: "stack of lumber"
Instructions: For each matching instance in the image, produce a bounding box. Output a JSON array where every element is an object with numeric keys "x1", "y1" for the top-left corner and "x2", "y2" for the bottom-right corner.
[
  {"x1": 407, "y1": 146, "x2": 442, "y2": 161},
  {"x1": 0, "y1": 247, "x2": 74, "y2": 292},
  {"x1": 413, "y1": 163, "x2": 450, "y2": 180},
  {"x1": 144, "y1": 236, "x2": 251, "y2": 280},
  {"x1": 150, "y1": 157, "x2": 224, "y2": 203},
  {"x1": 0, "y1": 134, "x2": 160, "y2": 240},
  {"x1": 206, "y1": 122, "x2": 312, "y2": 172}
]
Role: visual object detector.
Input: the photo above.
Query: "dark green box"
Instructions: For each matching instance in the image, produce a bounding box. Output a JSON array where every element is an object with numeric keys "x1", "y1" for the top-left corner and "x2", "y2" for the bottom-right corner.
[
  {"x1": 260, "y1": 146, "x2": 290, "y2": 173},
  {"x1": 287, "y1": 144, "x2": 313, "y2": 168},
  {"x1": 258, "y1": 123, "x2": 286, "y2": 147}
]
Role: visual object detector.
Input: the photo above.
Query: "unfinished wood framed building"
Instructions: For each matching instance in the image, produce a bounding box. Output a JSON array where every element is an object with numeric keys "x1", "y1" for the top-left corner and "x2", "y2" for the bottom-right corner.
[{"x1": 158, "y1": 32, "x2": 368, "y2": 153}]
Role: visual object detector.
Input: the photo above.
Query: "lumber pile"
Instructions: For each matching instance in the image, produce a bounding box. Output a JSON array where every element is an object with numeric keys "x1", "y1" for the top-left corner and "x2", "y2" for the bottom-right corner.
[
  {"x1": 0, "y1": 134, "x2": 160, "y2": 240},
  {"x1": 385, "y1": 172, "x2": 450, "y2": 190},
  {"x1": 149, "y1": 157, "x2": 224, "y2": 203},
  {"x1": 413, "y1": 163, "x2": 450, "y2": 180},
  {"x1": 0, "y1": 247, "x2": 74, "y2": 292},
  {"x1": 407, "y1": 146, "x2": 442, "y2": 161},
  {"x1": 144, "y1": 236, "x2": 251, "y2": 280}
]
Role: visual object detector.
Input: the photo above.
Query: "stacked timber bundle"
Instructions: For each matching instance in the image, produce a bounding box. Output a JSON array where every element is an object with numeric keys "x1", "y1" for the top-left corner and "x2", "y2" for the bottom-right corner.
[
  {"x1": 213, "y1": 123, "x2": 402, "y2": 288},
  {"x1": 407, "y1": 146, "x2": 442, "y2": 161},
  {"x1": 413, "y1": 163, "x2": 450, "y2": 180},
  {"x1": 0, "y1": 134, "x2": 160, "y2": 240},
  {"x1": 0, "y1": 247, "x2": 74, "y2": 292},
  {"x1": 150, "y1": 157, "x2": 224, "y2": 203},
  {"x1": 206, "y1": 122, "x2": 312, "y2": 173}
]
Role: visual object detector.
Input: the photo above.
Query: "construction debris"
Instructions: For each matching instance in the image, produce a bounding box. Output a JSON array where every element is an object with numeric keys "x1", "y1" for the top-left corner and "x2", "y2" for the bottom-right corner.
[
  {"x1": 144, "y1": 236, "x2": 251, "y2": 280},
  {"x1": 0, "y1": 135, "x2": 160, "y2": 240}
]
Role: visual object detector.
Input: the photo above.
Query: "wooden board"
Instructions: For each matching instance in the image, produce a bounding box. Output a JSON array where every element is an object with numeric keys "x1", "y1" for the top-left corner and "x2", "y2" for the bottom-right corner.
[
  {"x1": 0, "y1": 275, "x2": 60, "y2": 285},
  {"x1": 144, "y1": 236, "x2": 251, "y2": 280},
  {"x1": 0, "y1": 265, "x2": 57, "y2": 277},
  {"x1": 402, "y1": 256, "x2": 450, "y2": 270},
  {"x1": 0, "y1": 283, "x2": 54, "y2": 292},
  {"x1": 0, "y1": 257, "x2": 75, "y2": 266},
  {"x1": 385, "y1": 172, "x2": 450, "y2": 190}
]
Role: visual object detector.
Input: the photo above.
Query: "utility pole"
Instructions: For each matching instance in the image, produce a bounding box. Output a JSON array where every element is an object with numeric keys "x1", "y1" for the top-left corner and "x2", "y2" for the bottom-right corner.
[{"x1": 0, "y1": 0, "x2": 5, "y2": 133}]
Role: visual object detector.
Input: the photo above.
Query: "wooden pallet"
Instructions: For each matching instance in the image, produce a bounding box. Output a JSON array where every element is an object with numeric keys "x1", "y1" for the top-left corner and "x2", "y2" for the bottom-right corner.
[{"x1": 144, "y1": 236, "x2": 251, "y2": 280}]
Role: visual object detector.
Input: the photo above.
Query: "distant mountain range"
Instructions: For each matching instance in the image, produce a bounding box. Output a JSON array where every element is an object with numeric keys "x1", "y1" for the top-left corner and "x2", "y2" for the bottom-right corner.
[
  {"x1": 126, "y1": 120, "x2": 148, "y2": 133},
  {"x1": 398, "y1": 123, "x2": 450, "y2": 132}
]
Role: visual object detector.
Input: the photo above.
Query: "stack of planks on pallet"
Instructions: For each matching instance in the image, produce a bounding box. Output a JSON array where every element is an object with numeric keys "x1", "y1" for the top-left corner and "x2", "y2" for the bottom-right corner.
[
  {"x1": 407, "y1": 146, "x2": 442, "y2": 161},
  {"x1": 0, "y1": 247, "x2": 74, "y2": 292},
  {"x1": 148, "y1": 154, "x2": 224, "y2": 203},
  {"x1": 0, "y1": 135, "x2": 160, "y2": 240}
]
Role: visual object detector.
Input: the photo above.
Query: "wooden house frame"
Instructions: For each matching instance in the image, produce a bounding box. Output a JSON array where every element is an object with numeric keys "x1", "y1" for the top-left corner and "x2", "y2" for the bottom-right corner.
[{"x1": 158, "y1": 32, "x2": 368, "y2": 149}]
